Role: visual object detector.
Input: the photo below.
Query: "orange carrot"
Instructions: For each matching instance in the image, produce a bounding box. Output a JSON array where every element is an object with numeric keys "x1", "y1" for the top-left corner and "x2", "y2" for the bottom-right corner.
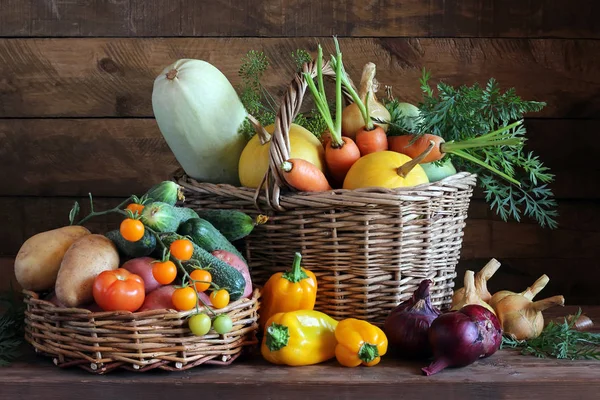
[
  {"x1": 325, "y1": 137, "x2": 361, "y2": 184},
  {"x1": 388, "y1": 134, "x2": 445, "y2": 164},
  {"x1": 387, "y1": 120, "x2": 526, "y2": 186},
  {"x1": 355, "y1": 125, "x2": 388, "y2": 156},
  {"x1": 281, "y1": 158, "x2": 332, "y2": 192}
]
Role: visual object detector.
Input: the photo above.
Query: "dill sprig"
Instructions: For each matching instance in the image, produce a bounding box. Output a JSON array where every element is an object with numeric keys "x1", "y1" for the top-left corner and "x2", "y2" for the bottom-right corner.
[
  {"x1": 237, "y1": 49, "x2": 331, "y2": 140},
  {"x1": 389, "y1": 70, "x2": 558, "y2": 228},
  {"x1": 238, "y1": 50, "x2": 277, "y2": 139},
  {"x1": 0, "y1": 288, "x2": 24, "y2": 366},
  {"x1": 501, "y1": 309, "x2": 600, "y2": 360}
]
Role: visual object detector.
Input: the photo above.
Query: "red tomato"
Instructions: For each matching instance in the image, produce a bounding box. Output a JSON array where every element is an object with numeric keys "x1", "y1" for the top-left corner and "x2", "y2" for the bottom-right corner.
[{"x1": 93, "y1": 268, "x2": 145, "y2": 312}]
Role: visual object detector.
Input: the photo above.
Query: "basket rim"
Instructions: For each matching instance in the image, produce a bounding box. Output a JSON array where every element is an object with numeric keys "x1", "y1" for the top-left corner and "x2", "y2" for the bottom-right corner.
[
  {"x1": 175, "y1": 170, "x2": 477, "y2": 210},
  {"x1": 177, "y1": 170, "x2": 476, "y2": 195},
  {"x1": 23, "y1": 288, "x2": 261, "y2": 320}
]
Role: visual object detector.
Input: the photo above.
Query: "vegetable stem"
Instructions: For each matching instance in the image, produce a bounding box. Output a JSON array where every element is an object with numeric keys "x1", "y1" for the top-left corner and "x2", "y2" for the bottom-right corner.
[
  {"x1": 358, "y1": 342, "x2": 379, "y2": 363},
  {"x1": 75, "y1": 195, "x2": 132, "y2": 225},
  {"x1": 282, "y1": 252, "x2": 309, "y2": 283},
  {"x1": 450, "y1": 149, "x2": 521, "y2": 186},
  {"x1": 364, "y1": 91, "x2": 374, "y2": 130},
  {"x1": 397, "y1": 141, "x2": 435, "y2": 178},
  {"x1": 147, "y1": 227, "x2": 217, "y2": 316}
]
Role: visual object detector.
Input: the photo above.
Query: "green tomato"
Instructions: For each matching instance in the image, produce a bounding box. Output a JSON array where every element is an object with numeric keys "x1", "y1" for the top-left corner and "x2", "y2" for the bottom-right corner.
[
  {"x1": 213, "y1": 314, "x2": 233, "y2": 334},
  {"x1": 189, "y1": 313, "x2": 211, "y2": 336}
]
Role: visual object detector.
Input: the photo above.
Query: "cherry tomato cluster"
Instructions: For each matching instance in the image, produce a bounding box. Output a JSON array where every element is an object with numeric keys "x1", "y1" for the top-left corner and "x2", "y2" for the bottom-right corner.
[
  {"x1": 189, "y1": 313, "x2": 233, "y2": 336},
  {"x1": 114, "y1": 204, "x2": 231, "y2": 326}
]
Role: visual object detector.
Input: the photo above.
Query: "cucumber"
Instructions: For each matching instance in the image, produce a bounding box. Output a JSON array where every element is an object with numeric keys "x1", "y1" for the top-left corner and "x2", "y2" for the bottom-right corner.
[
  {"x1": 174, "y1": 206, "x2": 200, "y2": 226},
  {"x1": 144, "y1": 181, "x2": 184, "y2": 206},
  {"x1": 178, "y1": 218, "x2": 246, "y2": 262},
  {"x1": 105, "y1": 229, "x2": 156, "y2": 258},
  {"x1": 194, "y1": 209, "x2": 262, "y2": 242},
  {"x1": 141, "y1": 202, "x2": 199, "y2": 232},
  {"x1": 159, "y1": 233, "x2": 246, "y2": 301}
]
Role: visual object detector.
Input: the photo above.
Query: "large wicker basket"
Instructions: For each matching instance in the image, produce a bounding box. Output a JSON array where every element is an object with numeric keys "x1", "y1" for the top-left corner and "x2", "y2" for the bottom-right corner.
[
  {"x1": 177, "y1": 61, "x2": 477, "y2": 325},
  {"x1": 23, "y1": 288, "x2": 260, "y2": 374}
]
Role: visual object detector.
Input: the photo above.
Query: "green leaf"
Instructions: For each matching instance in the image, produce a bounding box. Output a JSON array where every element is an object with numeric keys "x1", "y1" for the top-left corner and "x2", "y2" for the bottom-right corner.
[
  {"x1": 407, "y1": 72, "x2": 557, "y2": 228},
  {"x1": 68, "y1": 201, "x2": 80, "y2": 225}
]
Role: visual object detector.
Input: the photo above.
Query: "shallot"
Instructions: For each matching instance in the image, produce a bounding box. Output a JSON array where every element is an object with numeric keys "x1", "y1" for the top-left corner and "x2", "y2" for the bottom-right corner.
[
  {"x1": 451, "y1": 270, "x2": 496, "y2": 314},
  {"x1": 495, "y1": 293, "x2": 565, "y2": 340},
  {"x1": 488, "y1": 274, "x2": 549, "y2": 309},
  {"x1": 452, "y1": 258, "x2": 500, "y2": 305}
]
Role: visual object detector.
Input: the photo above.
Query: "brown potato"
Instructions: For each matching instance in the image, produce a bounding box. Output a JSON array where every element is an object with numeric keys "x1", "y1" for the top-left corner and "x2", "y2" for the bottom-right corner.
[
  {"x1": 55, "y1": 234, "x2": 119, "y2": 307},
  {"x1": 15, "y1": 225, "x2": 91, "y2": 291}
]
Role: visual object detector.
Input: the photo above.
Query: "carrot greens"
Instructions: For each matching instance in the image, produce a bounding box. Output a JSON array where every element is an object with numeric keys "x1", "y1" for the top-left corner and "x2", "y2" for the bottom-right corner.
[{"x1": 385, "y1": 70, "x2": 557, "y2": 229}]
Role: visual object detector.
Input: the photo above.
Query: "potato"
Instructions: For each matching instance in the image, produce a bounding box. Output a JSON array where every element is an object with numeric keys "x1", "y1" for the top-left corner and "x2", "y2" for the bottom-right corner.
[
  {"x1": 15, "y1": 225, "x2": 91, "y2": 291},
  {"x1": 122, "y1": 257, "x2": 161, "y2": 293},
  {"x1": 139, "y1": 285, "x2": 176, "y2": 311},
  {"x1": 55, "y1": 234, "x2": 119, "y2": 307}
]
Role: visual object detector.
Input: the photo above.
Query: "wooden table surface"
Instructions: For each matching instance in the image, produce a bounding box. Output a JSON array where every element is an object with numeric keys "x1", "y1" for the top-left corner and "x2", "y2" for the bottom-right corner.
[{"x1": 2, "y1": 306, "x2": 599, "y2": 400}]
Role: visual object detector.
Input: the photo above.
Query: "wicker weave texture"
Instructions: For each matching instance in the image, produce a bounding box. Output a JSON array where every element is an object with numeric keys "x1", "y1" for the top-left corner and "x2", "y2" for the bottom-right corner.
[
  {"x1": 178, "y1": 172, "x2": 476, "y2": 324},
  {"x1": 23, "y1": 289, "x2": 260, "y2": 374}
]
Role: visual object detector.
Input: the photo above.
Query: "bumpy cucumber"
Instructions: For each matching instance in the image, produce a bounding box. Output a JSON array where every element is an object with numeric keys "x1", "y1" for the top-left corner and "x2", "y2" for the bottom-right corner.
[
  {"x1": 178, "y1": 218, "x2": 246, "y2": 262},
  {"x1": 141, "y1": 202, "x2": 199, "y2": 232},
  {"x1": 194, "y1": 209, "x2": 260, "y2": 242},
  {"x1": 105, "y1": 229, "x2": 156, "y2": 258},
  {"x1": 144, "y1": 181, "x2": 184, "y2": 206},
  {"x1": 159, "y1": 233, "x2": 246, "y2": 301}
]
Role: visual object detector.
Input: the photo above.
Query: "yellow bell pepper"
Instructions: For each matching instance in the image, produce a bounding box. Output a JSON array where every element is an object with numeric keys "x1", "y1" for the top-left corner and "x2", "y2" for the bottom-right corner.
[
  {"x1": 261, "y1": 310, "x2": 338, "y2": 366},
  {"x1": 258, "y1": 252, "x2": 317, "y2": 330},
  {"x1": 335, "y1": 318, "x2": 388, "y2": 367}
]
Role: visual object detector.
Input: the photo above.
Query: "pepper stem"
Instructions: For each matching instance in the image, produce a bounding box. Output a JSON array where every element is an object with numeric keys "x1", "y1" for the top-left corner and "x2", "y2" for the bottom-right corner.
[
  {"x1": 282, "y1": 252, "x2": 308, "y2": 283},
  {"x1": 265, "y1": 323, "x2": 290, "y2": 352},
  {"x1": 358, "y1": 342, "x2": 379, "y2": 364}
]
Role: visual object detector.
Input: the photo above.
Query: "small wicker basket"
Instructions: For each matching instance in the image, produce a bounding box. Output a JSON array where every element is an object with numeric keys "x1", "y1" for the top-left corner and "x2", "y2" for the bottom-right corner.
[
  {"x1": 23, "y1": 288, "x2": 260, "y2": 374},
  {"x1": 177, "y1": 61, "x2": 477, "y2": 325}
]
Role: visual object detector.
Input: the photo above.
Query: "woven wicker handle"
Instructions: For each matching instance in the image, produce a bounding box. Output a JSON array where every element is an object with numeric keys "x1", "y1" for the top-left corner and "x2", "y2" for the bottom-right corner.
[{"x1": 259, "y1": 60, "x2": 354, "y2": 211}]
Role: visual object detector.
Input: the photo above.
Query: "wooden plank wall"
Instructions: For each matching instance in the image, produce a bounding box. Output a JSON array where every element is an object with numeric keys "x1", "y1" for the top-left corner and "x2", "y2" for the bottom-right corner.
[{"x1": 1, "y1": 1, "x2": 598, "y2": 304}]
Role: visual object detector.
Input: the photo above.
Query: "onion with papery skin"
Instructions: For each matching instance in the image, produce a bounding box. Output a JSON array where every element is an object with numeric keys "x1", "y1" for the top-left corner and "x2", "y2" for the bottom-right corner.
[
  {"x1": 422, "y1": 304, "x2": 502, "y2": 376},
  {"x1": 451, "y1": 270, "x2": 496, "y2": 314},
  {"x1": 341, "y1": 63, "x2": 390, "y2": 139},
  {"x1": 494, "y1": 293, "x2": 565, "y2": 340},
  {"x1": 488, "y1": 274, "x2": 549, "y2": 310},
  {"x1": 383, "y1": 279, "x2": 441, "y2": 358},
  {"x1": 452, "y1": 259, "x2": 500, "y2": 306}
]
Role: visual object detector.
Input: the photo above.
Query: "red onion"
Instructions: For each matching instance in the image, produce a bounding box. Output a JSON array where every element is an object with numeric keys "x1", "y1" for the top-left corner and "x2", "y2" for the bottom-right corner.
[
  {"x1": 461, "y1": 304, "x2": 502, "y2": 357},
  {"x1": 422, "y1": 304, "x2": 503, "y2": 376},
  {"x1": 384, "y1": 279, "x2": 441, "y2": 358}
]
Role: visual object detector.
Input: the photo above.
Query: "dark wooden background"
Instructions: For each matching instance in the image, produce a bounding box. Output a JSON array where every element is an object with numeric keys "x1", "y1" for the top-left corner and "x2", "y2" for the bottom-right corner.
[{"x1": 1, "y1": 1, "x2": 598, "y2": 304}]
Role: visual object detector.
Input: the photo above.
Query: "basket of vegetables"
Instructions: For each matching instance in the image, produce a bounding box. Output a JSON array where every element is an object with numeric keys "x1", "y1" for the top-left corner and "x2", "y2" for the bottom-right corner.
[
  {"x1": 16, "y1": 182, "x2": 260, "y2": 374},
  {"x1": 154, "y1": 39, "x2": 556, "y2": 325}
]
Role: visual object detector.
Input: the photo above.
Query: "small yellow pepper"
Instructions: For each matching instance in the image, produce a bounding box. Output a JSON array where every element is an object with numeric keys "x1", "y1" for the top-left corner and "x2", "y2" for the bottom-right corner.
[
  {"x1": 335, "y1": 318, "x2": 388, "y2": 367},
  {"x1": 261, "y1": 310, "x2": 338, "y2": 366},
  {"x1": 258, "y1": 252, "x2": 317, "y2": 330}
]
